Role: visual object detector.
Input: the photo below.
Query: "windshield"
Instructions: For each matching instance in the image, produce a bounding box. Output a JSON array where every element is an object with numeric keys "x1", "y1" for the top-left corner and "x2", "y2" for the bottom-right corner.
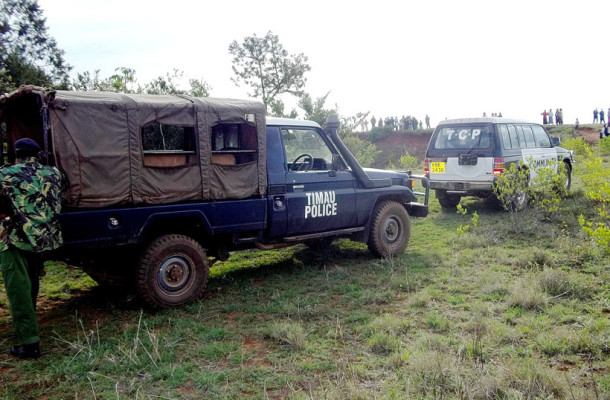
[{"x1": 433, "y1": 124, "x2": 493, "y2": 150}]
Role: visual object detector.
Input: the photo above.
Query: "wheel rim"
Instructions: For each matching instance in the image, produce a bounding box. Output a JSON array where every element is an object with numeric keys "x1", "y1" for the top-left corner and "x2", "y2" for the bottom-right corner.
[
  {"x1": 157, "y1": 256, "x2": 192, "y2": 293},
  {"x1": 383, "y1": 216, "x2": 401, "y2": 244}
]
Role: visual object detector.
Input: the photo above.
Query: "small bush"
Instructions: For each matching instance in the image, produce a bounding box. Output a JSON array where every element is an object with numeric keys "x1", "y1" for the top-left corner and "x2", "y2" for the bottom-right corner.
[
  {"x1": 508, "y1": 278, "x2": 548, "y2": 311},
  {"x1": 561, "y1": 137, "x2": 591, "y2": 157}
]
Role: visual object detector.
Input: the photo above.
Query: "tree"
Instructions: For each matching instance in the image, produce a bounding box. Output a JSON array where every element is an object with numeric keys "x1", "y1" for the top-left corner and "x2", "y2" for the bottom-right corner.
[
  {"x1": 0, "y1": 0, "x2": 71, "y2": 93},
  {"x1": 229, "y1": 31, "x2": 310, "y2": 110},
  {"x1": 298, "y1": 92, "x2": 336, "y2": 127},
  {"x1": 71, "y1": 67, "x2": 211, "y2": 97}
]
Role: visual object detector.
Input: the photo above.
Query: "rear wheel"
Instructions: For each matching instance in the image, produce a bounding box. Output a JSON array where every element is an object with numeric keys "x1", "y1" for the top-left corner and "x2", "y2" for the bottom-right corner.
[
  {"x1": 137, "y1": 234, "x2": 209, "y2": 308},
  {"x1": 436, "y1": 189, "x2": 461, "y2": 209},
  {"x1": 367, "y1": 201, "x2": 411, "y2": 257}
]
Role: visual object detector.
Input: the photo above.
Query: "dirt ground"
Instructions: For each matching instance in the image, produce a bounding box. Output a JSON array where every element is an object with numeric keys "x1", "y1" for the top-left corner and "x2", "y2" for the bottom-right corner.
[{"x1": 578, "y1": 127, "x2": 602, "y2": 144}]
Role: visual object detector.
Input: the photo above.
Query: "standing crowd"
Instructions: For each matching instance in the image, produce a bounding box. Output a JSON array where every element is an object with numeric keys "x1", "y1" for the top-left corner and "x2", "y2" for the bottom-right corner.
[
  {"x1": 540, "y1": 108, "x2": 564, "y2": 125},
  {"x1": 592, "y1": 108, "x2": 610, "y2": 124},
  {"x1": 368, "y1": 114, "x2": 431, "y2": 132}
]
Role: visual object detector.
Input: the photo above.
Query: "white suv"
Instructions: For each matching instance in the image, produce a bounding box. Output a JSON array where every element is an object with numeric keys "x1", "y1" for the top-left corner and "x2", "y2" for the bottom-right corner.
[{"x1": 424, "y1": 118, "x2": 574, "y2": 208}]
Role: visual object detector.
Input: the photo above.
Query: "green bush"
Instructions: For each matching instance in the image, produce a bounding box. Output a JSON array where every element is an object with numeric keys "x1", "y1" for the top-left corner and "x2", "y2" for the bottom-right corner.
[
  {"x1": 599, "y1": 136, "x2": 610, "y2": 155},
  {"x1": 560, "y1": 137, "x2": 590, "y2": 157}
]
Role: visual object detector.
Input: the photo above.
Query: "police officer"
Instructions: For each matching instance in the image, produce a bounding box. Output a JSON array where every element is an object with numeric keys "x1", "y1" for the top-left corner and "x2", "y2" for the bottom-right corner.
[{"x1": 0, "y1": 138, "x2": 66, "y2": 359}]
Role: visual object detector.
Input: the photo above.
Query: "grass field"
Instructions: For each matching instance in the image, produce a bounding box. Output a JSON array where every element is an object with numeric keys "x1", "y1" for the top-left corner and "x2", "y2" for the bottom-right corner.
[{"x1": 0, "y1": 141, "x2": 608, "y2": 399}]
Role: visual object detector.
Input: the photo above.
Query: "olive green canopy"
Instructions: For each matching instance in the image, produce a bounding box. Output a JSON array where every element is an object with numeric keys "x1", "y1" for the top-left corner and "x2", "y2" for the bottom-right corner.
[{"x1": 0, "y1": 86, "x2": 267, "y2": 208}]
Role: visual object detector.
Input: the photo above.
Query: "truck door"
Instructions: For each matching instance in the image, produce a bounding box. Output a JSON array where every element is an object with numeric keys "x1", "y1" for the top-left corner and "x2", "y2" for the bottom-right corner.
[{"x1": 279, "y1": 127, "x2": 357, "y2": 236}]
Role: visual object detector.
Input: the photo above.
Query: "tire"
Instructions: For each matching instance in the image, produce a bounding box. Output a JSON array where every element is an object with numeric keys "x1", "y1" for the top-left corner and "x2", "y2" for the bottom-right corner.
[
  {"x1": 562, "y1": 161, "x2": 572, "y2": 191},
  {"x1": 137, "y1": 234, "x2": 209, "y2": 309},
  {"x1": 435, "y1": 189, "x2": 461, "y2": 209},
  {"x1": 367, "y1": 201, "x2": 411, "y2": 258}
]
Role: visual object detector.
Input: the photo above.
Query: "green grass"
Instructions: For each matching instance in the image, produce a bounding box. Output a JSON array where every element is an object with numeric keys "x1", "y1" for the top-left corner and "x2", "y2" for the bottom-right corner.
[{"x1": 1, "y1": 155, "x2": 609, "y2": 399}]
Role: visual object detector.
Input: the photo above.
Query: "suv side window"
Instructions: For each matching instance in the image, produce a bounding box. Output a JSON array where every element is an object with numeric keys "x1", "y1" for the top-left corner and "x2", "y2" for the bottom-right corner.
[
  {"x1": 521, "y1": 125, "x2": 536, "y2": 148},
  {"x1": 531, "y1": 125, "x2": 551, "y2": 147},
  {"x1": 506, "y1": 124, "x2": 519, "y2": 149},
  {"x1": 499, "y1": 124, "x2": 511, "y2": 149},
  {"x1": 514, "y1": 125, "x2": 527, "y2": 148}
]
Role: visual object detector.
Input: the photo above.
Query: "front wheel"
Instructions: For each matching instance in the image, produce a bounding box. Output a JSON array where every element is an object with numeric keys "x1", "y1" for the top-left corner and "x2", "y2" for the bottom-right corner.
[
  {"x1": 137, "y1": 234, "x2": 209, "y2": 308},
  {"x1": 367, "y1": 201, "x2": 411, "y2": 257}
]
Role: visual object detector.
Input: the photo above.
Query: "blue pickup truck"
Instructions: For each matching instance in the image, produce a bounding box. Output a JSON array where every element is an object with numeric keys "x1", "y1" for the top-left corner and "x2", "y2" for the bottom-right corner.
[{"x1": 0, "y1": 87, "x2": 428, "y2": 308}]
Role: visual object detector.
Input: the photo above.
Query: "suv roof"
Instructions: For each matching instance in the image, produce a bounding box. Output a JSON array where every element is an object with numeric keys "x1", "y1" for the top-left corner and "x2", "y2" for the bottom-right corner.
[{"x1": 437, "y1": 117, "x2": 532, "y2": 126}]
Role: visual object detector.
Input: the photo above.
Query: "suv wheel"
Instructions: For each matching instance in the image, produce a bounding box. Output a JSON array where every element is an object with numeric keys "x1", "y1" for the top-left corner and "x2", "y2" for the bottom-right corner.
[
  {"x1": 562, "y1": 161, "x2": 572, "y2": 191},
  {"x1": 367, "y1": 201, "x2": 411, "y2": 257},
  {"x1": 137, "y1": 234, "x2": 209, "y2": 308},
  {"x1": 435, "y1": 189, "x2": 461, "y2": 209}
]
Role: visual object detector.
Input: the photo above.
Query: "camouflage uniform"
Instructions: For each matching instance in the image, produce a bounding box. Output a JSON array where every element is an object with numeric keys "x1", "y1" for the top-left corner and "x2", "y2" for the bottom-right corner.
[{"x1": 0, "y1": 157, "x2": 66, "y2": 346}]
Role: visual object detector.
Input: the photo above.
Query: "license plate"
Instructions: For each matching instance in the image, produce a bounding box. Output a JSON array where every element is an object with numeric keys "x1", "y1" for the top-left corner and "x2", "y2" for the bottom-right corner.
[{"x1": 431, "y1": 162, "x2": 445, "y2": 173}]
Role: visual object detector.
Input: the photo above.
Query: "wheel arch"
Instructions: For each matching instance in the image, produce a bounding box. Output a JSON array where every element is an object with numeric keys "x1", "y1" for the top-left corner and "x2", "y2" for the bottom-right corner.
[{"x1": 137, "y1": 211, "x2": 213, "y2": 247}]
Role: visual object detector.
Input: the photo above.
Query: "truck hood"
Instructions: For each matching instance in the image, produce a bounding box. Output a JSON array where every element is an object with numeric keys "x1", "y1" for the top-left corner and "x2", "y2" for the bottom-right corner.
[{"x1": 362, "y1": 168, "x2": 410, "y2": 180}]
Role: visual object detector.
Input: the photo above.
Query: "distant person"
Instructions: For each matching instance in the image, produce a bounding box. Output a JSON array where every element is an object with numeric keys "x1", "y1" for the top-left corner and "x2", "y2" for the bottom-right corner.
[
  {"x1": 601, "y1": 109, "x2": 606, "y2": 124},
  {"x1": 555, "y1": 109, "x2": 560, "y2": 125},
  {"x1": 594, "y1": 108, "x2": 599, "y2": 123},
  {"x1": 425, "y1": 114, "x2": 430, "y2": 129},
  {"x1": 498, "y1": 112, "x2": 503, "y2": 117},
  {"x1": 483, "y1": 112, "x2": 487, "y2": 117},
  {"x1": 548, "y1": 109, "x2": 554, "y2": 125},
  {"x1": 541, "y1": 110, "x2": 548, "y2": 125},
  {"x1": 574, "y1": 118, "x2": 579, "y2": 131},
  {"x1": 601, "y1": 124, "x2": 608, "y2": 139},
  {"x1": 370, "y1": 116, "x2": 376, "y2": 130}
]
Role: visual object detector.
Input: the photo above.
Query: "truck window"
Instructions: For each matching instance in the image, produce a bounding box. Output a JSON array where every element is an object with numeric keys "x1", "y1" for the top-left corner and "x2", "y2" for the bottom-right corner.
[
  {"x1": 281, "y1": 128, "x2": 333, "y2": 171},
  {"x1": 141, "y1": 122, "x2": 196, "y2": 167},
  {"x1": 211, "y1": 123, "x2": 257, "y2": 165}
]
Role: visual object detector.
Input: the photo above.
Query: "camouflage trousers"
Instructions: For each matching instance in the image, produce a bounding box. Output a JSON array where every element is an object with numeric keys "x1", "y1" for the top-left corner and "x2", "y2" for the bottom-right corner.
[{"x1": 0, "y1": 248, "x2": 42, "y2": 345}]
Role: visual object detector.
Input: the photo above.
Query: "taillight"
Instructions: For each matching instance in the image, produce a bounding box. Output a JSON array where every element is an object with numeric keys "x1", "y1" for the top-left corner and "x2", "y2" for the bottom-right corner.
[
  {"x1": 493, "y1": 158, "x2": 504, "y2": 176},
  {"x1": 424, "y1": 158, "x2": 430, "y2": 177}
]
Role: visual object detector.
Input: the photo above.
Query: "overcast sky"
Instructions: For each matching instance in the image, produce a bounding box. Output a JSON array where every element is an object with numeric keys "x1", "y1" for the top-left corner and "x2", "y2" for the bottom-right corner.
[{"x1": 38, "y1": 0, "x2": 609, "y2": 128}]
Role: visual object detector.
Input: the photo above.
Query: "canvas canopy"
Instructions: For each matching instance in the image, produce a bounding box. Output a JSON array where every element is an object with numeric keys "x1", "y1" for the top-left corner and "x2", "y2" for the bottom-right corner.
[{"x1": 0, "y1": 86, "x2": 267, "y2": 208}]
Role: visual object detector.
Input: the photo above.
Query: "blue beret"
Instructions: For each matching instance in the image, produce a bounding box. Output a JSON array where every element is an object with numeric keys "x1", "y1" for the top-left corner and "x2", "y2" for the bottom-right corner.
[{"x1": 14, "y1": 138, "x2": 41, "y2": 154}]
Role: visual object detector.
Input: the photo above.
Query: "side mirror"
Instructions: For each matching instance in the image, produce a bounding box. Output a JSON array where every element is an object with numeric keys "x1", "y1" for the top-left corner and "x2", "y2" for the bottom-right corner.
[
  {"x1": 551, "y1": 137, "x2": 560, "y2": 146},
  {"x1": 332, "y1": 154, "x2": 342, "y2": 171}
]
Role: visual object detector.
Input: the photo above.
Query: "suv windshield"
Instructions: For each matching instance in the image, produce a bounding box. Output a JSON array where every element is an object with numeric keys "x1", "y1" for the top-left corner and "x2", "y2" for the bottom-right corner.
[{"x1": 433, "y1": 124, "x2": 493, "y2": 150}]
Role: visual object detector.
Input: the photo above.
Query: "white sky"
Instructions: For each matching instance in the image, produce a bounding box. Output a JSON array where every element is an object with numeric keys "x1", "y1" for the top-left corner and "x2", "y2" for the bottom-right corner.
[{"x1": 38, "y1": 0, "x2": 609, "y2": 128}]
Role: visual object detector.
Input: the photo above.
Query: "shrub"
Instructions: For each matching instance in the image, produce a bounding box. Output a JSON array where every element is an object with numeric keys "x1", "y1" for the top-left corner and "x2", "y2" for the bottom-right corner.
[
  {"x1": 599, "y1": 136, "x2": 610, "y2": 155},
  {"x1": 560, "y1": 137, "x2": 590, "y2": 157},
  {"x1": 493, "y1": 161, "x2": 530, "y2": 213}
]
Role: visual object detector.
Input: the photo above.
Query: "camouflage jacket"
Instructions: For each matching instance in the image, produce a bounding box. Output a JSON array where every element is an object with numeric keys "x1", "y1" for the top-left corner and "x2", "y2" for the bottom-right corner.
[{"x1": 0, "y1": 157, "x2": 67, "y2": 253}]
